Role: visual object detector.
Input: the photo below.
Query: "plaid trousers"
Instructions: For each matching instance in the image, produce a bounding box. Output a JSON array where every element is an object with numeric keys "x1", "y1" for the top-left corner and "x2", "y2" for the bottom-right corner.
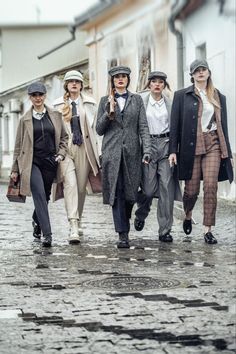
[{"x1": 183, "y1": 131, "x2": 221, "y2": 226}]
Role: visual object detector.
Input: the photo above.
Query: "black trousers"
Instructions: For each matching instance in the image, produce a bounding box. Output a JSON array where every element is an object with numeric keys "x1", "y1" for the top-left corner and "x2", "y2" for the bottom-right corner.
[
  {"x1": 112, "y1": 166, "x2": 133, "y2": 234},
  {"x1": 30, "y1": 163, "x2": 56, "y2": 236}
]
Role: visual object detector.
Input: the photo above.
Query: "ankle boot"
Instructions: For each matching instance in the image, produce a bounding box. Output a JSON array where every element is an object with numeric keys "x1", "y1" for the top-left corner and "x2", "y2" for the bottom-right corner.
[
  {"x1": 68, "y1": 219, "x2": 80, "y2": 244},
  {"x1": 42, "y1": 234, "x2": 52, "y2": 247},
  {"x1": 78, "y1": 220, "x2": 83, "y2": 236},
  {"x1": 32, "y1": 221, "x2": 41, "y2": 239},
  {"x1": 117, "y1": 232, "x2": 130, "y2": 249}
]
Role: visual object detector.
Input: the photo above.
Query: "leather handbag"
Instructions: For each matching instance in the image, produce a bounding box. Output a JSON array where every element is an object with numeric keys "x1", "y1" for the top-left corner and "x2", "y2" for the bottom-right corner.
[
  {"x1": 6, "y1": 177, "x2": 26, "y2": 203},
  {"x1": 88, "y1": 169, "x2": 102, "y2": 194}
]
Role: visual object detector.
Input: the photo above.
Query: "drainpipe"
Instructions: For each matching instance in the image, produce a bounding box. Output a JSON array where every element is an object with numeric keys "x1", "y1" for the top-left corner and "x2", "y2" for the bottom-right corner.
[
  {"x1": 38, "y1": 25, "x2": 76, "y2": 59},
  {"x1": 168, "y1": 0, "x2": 187, "y2": 89}
]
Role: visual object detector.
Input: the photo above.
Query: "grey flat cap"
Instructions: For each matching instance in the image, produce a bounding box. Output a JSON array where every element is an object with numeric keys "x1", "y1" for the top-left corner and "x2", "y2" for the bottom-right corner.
[
  {"x1": 190, "y1": 59, "x2": 209, "y2": 75},
  {"x1": 148, "y1": 71, "x2": 167, "y2": 80},
  {"x1": 108, "y1": 65, "x2": 131, "y2": 76},
  {"x1": 28, "y1": 81, "x2": 46, "y2": 95}
]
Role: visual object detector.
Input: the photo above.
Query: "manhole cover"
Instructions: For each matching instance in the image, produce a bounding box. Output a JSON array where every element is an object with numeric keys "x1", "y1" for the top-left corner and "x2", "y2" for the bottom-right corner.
[{"x1": 81, "y1": 276, "x2": 180, "y2": 291}]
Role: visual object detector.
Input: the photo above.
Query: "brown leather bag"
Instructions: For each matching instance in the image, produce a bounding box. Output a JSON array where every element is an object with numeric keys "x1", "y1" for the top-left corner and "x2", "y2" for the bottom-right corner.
[
  {"x1": 88, "y1": 169, "x2": 102, "y2": 194},
  {"x1": 6, "y1": 177, "x2": 26, "y2": 203}
]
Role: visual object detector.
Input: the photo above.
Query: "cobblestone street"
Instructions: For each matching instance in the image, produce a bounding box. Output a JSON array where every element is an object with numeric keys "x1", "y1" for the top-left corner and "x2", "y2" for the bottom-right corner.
[{"x1": 0, "y1": 183, "x2": 235, "y2": 354}]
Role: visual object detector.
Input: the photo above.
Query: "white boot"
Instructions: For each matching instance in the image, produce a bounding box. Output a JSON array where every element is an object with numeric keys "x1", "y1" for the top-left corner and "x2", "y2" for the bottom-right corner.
[
  {"x1": 78, "y1": 220, "x2": 83, "y2": 236},
  {"x1": 68, "y1": 219, "x2": 80, "y2": 244}
]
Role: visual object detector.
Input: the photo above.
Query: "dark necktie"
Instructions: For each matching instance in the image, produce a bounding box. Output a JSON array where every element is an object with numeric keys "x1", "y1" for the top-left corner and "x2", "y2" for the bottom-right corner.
[
  {"x1": 114, "y1": 92, "x2": 128, "y2": 99},
  {"x1": 71, "y1": 101, "x2": 83, "y2": 146}
]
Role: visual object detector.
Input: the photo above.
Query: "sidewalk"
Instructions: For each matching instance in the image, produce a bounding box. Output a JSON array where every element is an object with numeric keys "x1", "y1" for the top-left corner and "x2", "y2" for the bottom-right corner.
[{"x1": 0, "y1": 183, "x2": 235, "y2": 354}]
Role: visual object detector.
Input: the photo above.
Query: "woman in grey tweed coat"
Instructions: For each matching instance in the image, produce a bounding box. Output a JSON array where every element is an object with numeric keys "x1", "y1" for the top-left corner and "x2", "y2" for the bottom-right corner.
[{"x1": 96, "y1": 66, "x2": 151, "y2": 248}]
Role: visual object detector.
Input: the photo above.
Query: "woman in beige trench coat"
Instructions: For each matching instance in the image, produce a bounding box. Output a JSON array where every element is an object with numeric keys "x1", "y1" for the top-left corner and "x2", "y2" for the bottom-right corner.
[
  {"x1": 53, "y1": 70, "x2": 101, "y2": 244},
  {"x1": 11, "y1": 82, "x2": 68, "y2": 247}
]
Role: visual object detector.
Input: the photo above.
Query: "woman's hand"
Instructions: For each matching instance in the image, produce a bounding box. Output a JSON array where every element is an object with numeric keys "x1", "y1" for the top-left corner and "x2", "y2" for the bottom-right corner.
[
  {"x1": 55, "y1": 154, "x2": 64, "y2": 163},
  {"x1": 142, "y1": 153, "x2": 151, "y2": 164},
  {"x1": 168, "y1": 153, "x2": 177, "y2": 167},
  {"x1": 11, "y1": 172, "x2": 19, "y2": 182},
  {"x1": 107, "y1": 95, "x2": 116, "y2": 120}
]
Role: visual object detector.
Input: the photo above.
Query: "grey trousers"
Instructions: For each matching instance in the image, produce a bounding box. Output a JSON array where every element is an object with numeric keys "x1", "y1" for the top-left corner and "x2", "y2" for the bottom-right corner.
[
  {"x1": 135, "y1": 137, "x2": 175, "y2": 236},
  {"x1": 30, "y1": 164, "x2": 56, "y2": 236}
]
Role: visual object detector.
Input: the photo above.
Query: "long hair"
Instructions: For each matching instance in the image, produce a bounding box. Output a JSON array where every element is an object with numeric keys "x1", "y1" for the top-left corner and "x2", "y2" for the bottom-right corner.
[
  {"x1": 61, "y1": 81, "x2": 83, "y2": 122},
  {"x1": 191, "y1": 75, "x2": 220, "y2": 108}
]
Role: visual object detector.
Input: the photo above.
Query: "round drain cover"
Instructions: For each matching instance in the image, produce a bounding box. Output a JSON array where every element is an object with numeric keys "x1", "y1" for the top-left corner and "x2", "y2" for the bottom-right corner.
[{"x1": 81, "y1": 276, "x2": 180, "y2": 291}]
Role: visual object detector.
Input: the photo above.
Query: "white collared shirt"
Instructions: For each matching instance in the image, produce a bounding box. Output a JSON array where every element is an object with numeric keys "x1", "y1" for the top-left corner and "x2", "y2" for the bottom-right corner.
[
  {"x1": 146, "y1": 95, "x2": 169, "y2": 135},
  {"x1": 196, "y1": 87, "x2": 216, "y2": 132},
  {"x1": 116, "y1": 96, "x2": 126, "y2": 112},
  {"x1": 32, "y1": 107, "x2": 46, "y2": 120}
]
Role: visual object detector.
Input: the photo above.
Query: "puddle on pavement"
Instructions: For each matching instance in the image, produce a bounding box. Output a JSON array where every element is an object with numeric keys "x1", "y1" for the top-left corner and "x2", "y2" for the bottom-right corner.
[
  {"x1": 108, "y1": 292, "x2": 229, "y2": 312},
  {"x1": 30, "y1": 283, "x2": 66, "y2": 290},
  {"x1": 0, "y1": 309, "x2": 21, "y2": 319},
  {"x1": 18, "y1": 315, "x2": 229, "y2": 350}
]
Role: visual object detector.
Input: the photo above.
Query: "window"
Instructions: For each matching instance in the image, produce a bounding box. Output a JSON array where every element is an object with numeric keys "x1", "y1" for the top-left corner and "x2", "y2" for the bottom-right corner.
[
  {"x1": 106, "y1": 58, "x2": 118, "y2": 95},
  {"x1": 136, "y1": 32, "x2": 152, "y2": 92}
]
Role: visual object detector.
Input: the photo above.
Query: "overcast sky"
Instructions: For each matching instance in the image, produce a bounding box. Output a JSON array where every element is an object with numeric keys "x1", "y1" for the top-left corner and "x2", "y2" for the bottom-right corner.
[{"x1": 0, "y1": 0, "x2": 99, "y2": 25}]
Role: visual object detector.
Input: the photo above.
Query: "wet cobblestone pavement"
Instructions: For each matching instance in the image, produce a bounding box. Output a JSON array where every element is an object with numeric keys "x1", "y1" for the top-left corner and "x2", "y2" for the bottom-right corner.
[{"x1": 0, "y1": 183, "x2": 235, "y2": 354}]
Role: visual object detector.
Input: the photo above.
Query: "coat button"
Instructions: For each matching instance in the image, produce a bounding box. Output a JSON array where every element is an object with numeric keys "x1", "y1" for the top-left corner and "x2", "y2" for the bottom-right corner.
[
  {"x1": 193, "y1": 115, "x2": 195, "y2": 119},
  {"x1": 190, "y1": 142, "x2": 194, "y2": 146},
  {"x1": 194, "y1": 102, "x2": 197, "y2": 106}
]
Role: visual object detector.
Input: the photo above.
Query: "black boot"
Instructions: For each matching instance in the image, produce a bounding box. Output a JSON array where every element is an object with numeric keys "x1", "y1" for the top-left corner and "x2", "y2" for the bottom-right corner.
[
  {"x1": 42, "y1": 234, "x2": 52, "y2": 247},
  {"x1": 32, "y1": 221, "x2": 41, "y2": 239},
  {"x1": 117, "y1": 232, "x2": 130, "y2": 249}
]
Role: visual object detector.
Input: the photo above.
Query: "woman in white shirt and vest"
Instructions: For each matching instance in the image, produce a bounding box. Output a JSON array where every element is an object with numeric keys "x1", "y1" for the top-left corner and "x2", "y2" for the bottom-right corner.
[{"x1": 134, "y1": 71, "x2": 181, "y2": 242}]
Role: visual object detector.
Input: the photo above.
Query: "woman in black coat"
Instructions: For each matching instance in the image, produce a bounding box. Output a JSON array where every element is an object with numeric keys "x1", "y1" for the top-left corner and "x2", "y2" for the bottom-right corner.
[
  {"x1": 169, "y1": 59, "x2": 233, "y2": 244},
  {"x1": 96, "y1": 66, "x2": 151, "y2": 249}
]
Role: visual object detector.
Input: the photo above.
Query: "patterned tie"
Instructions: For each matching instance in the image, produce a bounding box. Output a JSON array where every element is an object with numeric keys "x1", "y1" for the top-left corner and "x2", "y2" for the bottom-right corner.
[{"x1": 71, "y1": 101, "x2": 83, "y2": 146}]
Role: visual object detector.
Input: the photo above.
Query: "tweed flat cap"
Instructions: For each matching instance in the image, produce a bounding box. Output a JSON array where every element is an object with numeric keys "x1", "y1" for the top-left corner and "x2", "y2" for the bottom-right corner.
[
  {"x1": 190, "y1": 59, "x2": 209, "y2": 75},
  {"x1": 64, "y1": 70, "x2": 84, "y2": 82},
  {"x1": 148, "y1": 71, "x2": 167, "y2": 80},
  {"x1": 108, "y1": 66, "x2": 131, "y2": 76},
  {"x1": 28, "y1": 82, "x2": 46, "y2": 95}
]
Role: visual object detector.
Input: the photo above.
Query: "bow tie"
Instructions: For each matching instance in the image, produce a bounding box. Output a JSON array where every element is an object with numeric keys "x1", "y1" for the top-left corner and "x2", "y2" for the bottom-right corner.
[{"x1": 115, "y1": 92, "x2": 128, "y2": 99}]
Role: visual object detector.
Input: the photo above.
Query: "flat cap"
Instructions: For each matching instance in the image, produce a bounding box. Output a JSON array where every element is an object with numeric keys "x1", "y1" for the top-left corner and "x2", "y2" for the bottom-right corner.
[
  {"x1": 28, "y1": 81, "x2": 46, "y2": 95},
  {"x1": 64, "y1": 70, "x2": 84, "y2": 82},
  {"x1": 108, "y1": 65, "x2": 131, "y2": 76},
  {"x1": 148, "y1": 71, "x2": 167, "y2": 80},
  {"x1": 190, "y1": 59, "x2": 209, "y2": 75}
]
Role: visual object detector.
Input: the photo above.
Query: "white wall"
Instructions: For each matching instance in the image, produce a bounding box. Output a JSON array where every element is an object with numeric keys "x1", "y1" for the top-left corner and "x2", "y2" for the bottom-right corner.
[{"x1": 0, "y1": 26, "x2": 88, "y2": 92}]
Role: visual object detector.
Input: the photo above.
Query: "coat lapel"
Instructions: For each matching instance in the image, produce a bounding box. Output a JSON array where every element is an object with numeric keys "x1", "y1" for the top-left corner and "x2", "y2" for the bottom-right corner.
[
  {"x1": 163, "y1": 94, "x2": 172, "y2": 124},
  {"x1": 47, "y1": 106, "x2": 60, "y2": 148},
  {"x1": 23, "y1": 108, "x2": 33, "y2": 143}
]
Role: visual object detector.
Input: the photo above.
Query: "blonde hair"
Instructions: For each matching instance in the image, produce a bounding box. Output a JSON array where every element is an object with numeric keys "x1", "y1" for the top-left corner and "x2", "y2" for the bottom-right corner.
[
  {"x1": 62, "y1": 91, "x2": 72, "y2": 122},
  {"x1": 206, "y1": 76, "x2": 220, "y2": 108},
  {"x1": 192, "y1": 74, "x2": 220, "y2": 109}
]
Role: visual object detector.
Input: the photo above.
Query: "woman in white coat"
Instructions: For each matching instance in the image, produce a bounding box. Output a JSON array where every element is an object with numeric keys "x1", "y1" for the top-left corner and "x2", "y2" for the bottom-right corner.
[{"x1": 53, "y1": 70, "x2": 100, "y2": 244}]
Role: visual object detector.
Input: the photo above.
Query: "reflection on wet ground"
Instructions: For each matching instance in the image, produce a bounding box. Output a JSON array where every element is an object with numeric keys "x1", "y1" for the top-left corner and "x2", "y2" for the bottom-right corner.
[{"x1": 0, "y1": 187, "x2": 235, "y2": 353}]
